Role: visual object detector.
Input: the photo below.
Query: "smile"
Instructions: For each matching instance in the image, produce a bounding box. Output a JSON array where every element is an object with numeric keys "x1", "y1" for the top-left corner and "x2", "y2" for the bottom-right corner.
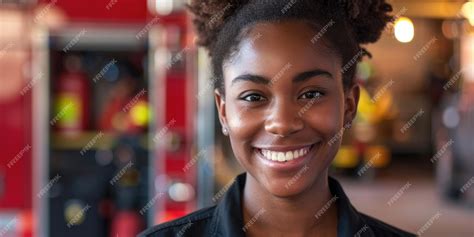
[{"x1": 255, "y1": 144, "x2": 316, "y2": 163}]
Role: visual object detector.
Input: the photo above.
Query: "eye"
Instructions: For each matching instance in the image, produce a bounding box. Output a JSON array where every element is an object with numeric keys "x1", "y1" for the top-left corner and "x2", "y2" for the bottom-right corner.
[
  {"x1": 240, "y1": 93, "x2": 266, "y2": 102},
  {"x1": 299, "y1": 90, "x2": 324, "y2": 100}
]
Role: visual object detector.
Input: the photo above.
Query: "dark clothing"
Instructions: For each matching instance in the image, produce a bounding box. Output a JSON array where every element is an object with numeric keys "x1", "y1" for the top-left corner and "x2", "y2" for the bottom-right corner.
[{"x1": 138, "y1": 173, "x2": 416, "y2": 237}]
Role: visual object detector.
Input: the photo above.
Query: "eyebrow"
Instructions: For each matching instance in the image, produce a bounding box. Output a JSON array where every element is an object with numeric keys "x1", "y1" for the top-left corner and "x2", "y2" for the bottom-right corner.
[{"x1": 231, "y1": 69, "x2": 333, "y2": 86}]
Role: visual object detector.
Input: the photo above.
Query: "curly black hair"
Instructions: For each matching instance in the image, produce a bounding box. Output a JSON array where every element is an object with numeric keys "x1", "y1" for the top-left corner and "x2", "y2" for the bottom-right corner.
[{"x1": 188, "y1": 0, "x2": 393, "y2": 93}]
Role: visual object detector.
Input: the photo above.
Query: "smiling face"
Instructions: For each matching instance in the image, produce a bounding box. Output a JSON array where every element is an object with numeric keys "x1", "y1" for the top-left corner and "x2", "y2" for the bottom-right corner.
[{"x1": 215, "y1": 20, "x2": 359, "y2": 197}]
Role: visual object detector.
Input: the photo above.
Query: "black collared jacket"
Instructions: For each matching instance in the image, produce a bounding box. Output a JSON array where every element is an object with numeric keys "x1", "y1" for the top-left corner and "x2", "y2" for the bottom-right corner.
[{"x1": 138, "y1": 173, "x2": 416, "y2": 237}]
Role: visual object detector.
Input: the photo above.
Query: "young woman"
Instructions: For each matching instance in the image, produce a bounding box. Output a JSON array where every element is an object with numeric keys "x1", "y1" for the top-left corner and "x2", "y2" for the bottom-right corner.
[{"x1": 139, "y1": 0, "x2": 416, "y2": 236}]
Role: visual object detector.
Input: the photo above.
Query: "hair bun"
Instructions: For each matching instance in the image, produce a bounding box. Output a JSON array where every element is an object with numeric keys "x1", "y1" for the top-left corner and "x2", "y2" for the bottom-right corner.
[
  {"x1": 189, "y1": 0, "x2": 393, "y2": 48},
  {"x1": 341, "y1": 0, "x2": 393, "y2": 44},
  {"x1": 188, "y1": 0, "x2": 249, "y2": 48}
]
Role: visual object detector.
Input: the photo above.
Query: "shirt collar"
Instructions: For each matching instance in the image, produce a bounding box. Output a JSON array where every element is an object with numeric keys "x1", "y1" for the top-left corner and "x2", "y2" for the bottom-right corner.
[
  {"x1": 328, "y1": 176, "x2": 375, "y2": 237},
  {"x1": 211, "y1": 173, "x2": 375, "y2": 237},
  {"x1": 211, "y1": 174, "x2": 246, "y2": 237}
]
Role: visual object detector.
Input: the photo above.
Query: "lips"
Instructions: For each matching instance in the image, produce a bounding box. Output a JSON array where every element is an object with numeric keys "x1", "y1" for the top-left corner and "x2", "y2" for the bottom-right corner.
[
  {"x1": 258, "y1": 146, "x2": 310, "y2": 162},
  {"x1": 254, "y1": 143, "x2": 317, "y2": 163}
]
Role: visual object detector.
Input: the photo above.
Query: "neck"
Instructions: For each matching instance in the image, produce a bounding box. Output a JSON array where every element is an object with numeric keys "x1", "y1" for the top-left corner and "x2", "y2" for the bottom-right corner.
[{"x1": 242, "y1": 171, "x2": 338, "y2": 237}]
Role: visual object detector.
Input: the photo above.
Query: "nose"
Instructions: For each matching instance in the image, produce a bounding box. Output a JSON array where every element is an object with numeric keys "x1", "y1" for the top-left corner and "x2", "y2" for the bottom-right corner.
[{"x1": 264, "y1": 99, "x2": 304, "y2": 137}]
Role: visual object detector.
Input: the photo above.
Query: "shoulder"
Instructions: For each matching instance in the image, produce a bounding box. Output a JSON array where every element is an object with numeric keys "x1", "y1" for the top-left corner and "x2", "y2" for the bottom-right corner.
[
  {"x1": 360, "y1": 213, "x2": 417, "y2": 237},
  {"x1": 137, "y1": 206, "x2": 216, "y2": 237}
]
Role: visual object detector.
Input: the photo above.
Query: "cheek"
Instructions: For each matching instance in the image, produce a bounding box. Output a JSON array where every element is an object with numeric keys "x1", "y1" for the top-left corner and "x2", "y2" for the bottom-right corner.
[
  {"x1": 225, "y1": 102, "x2": 263, "y2": 136},
  {"x1": 305, "y1": 94, "x2": 346, "y2": 171},
  {"x1": 306, "y1": 97, "x2": 345, "y2": 139},
  {"x1": 225, "y1": 103, "x2": 263, "y2": 159}
]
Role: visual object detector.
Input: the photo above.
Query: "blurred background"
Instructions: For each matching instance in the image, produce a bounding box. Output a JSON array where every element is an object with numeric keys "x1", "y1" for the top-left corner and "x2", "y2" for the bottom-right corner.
[{"x1": 0, "y1": 0, "x2": 473, "y2": 236}]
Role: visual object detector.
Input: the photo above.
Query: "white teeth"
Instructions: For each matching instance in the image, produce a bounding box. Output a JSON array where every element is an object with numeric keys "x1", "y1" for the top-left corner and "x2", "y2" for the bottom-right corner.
[
  {"x1": 278, "y1": 153, "x2": 285, "y2": 162},
  {"x1": 259, "y1": 146, "x2": 312, "y2": 162},
  {"x1": 271, "y1": 152, "x2": 277, "y2": 161}
]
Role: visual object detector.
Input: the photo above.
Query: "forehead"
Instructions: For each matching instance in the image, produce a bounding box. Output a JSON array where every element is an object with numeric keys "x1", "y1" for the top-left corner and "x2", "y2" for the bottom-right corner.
[{"x1": 223, "y1": 20, "x2": 341, "y2": 80}]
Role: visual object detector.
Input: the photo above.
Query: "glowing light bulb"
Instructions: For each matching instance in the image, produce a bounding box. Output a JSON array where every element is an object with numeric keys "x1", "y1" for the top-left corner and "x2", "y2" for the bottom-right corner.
[
  {"x1": 394, "y1": 17, "x2": 415, "y2": 43},
  {"x1": 461, "y1": 1, "x2": 474, "y2": 26}
]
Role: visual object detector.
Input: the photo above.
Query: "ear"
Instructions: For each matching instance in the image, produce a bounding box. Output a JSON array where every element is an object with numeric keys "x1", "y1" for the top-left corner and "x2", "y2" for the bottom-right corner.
[
  {"x1": 214, "y1": 89, "x2": 228, "y2": 131},
  {"x1": 344, "y1": 84, "x2": 360, "y2": 126}
]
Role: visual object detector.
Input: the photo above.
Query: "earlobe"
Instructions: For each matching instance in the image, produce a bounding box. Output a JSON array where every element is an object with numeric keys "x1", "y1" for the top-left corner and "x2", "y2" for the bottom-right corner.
[
  {"x1": 344, "y1": 84, "x2": 360, "y2": 126},
  {"x1": 214, "y1": 89, "x2": 228, "y2": 131}
]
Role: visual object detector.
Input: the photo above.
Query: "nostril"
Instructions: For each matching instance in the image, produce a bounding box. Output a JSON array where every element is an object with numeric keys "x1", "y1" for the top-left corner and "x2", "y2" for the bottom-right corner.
[{"x1": 264, "y1": 115, "x2": 304, "y2": 137}]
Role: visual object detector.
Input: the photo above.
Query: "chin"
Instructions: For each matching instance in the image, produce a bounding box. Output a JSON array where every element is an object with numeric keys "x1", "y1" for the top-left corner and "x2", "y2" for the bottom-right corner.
[
  {"x1": 267, "y1": 181, "x2": 311, "y2": 198},
  {"x1": 255, "y1": 169, "x2": 325, "y2": 199}
]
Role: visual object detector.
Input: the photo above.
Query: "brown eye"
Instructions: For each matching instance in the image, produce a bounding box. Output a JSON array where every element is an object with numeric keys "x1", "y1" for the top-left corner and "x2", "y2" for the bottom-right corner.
[
  {"x1": 299, "y1": 90, "x2": 324, "y2": 100},
  {"x1": 240, "y1": 93, "x2": 266, "y2": 102}
]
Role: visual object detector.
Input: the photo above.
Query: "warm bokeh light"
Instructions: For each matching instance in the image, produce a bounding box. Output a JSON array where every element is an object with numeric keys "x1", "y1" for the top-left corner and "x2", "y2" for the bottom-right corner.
[
  {"x1": 461, "y1": 1, "x2": 474, "y2": 26},
  {"x1": 152, "y1": 0, "x2": 173, "y2": 15},
  {"x1": 130, "y1": 101, "x2": 150, "y2": 127},
  {"x1": 394, "y1": 17, "x2": 415, "y2": 43}
]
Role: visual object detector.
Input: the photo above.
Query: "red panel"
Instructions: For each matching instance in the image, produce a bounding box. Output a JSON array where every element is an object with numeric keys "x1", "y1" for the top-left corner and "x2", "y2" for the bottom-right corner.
[
  {"x1": 164, "y1": 153, "x2": 187, "y2": 173},
  {"x1": 0, "y1": 90, "x2": 32, "y2": 209},
  {"x1": 165, "y1": 76, "x2": 187, "y2": 128},
  {"x1": 38, "y1": 0, "x2": 149, "y2": 23}
]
